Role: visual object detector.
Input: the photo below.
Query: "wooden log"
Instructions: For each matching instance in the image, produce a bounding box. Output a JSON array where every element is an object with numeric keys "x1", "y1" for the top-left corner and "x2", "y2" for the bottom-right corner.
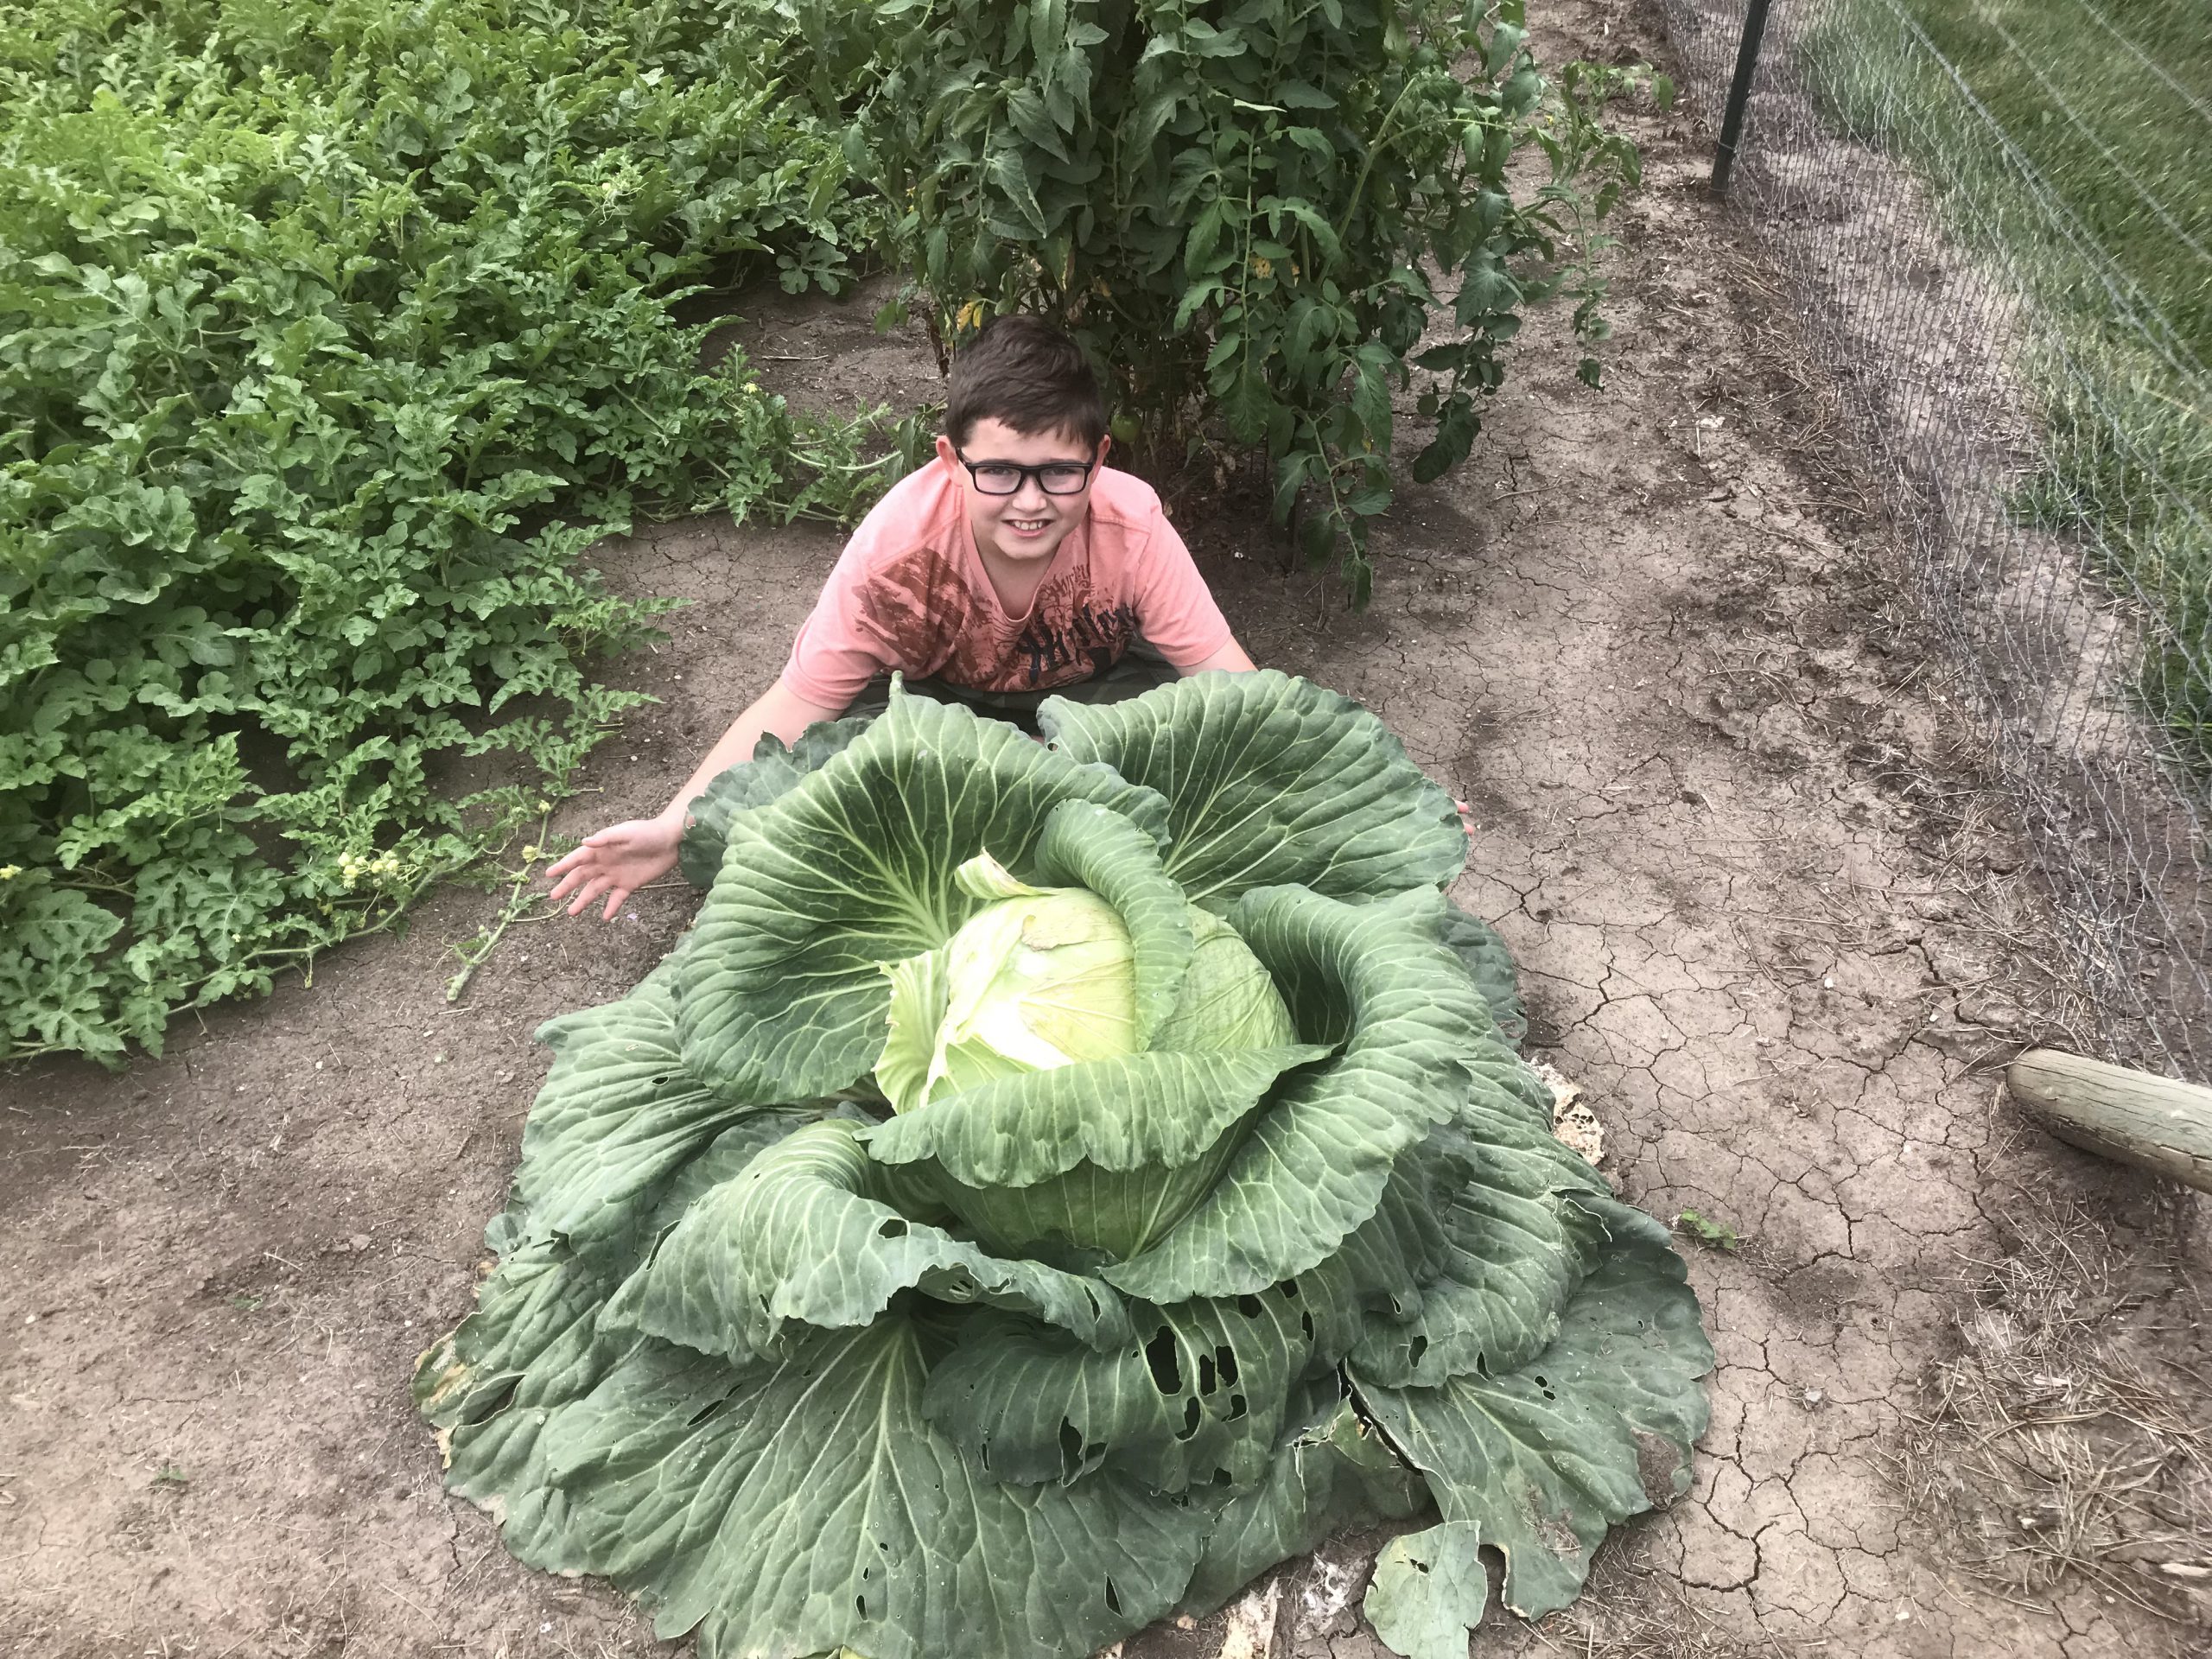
[{"x1": 2005, "y1": 1048, "x2": 2212, "y2": 1193}]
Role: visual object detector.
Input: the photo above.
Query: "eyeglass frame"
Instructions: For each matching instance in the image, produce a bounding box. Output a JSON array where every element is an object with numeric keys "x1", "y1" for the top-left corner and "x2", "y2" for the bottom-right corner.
[{"x1": 951, "y1": 449, "x2": 1100, "y2": 497}]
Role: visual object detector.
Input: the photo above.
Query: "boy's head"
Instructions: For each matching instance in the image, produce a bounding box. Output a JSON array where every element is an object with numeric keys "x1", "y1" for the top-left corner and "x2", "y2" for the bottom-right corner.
[
  {"x1": 936, "y1": 315, "x2": 1110, "y2": 573},
  {"x1": 944, "y1": 314, "x2": 1108, "y2": 451}
]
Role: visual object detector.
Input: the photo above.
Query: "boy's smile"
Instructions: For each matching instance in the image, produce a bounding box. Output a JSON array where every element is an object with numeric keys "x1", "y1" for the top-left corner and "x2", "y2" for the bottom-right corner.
[{"x1": 938, "y1": 418, "x2": 1110, "y2": 572}]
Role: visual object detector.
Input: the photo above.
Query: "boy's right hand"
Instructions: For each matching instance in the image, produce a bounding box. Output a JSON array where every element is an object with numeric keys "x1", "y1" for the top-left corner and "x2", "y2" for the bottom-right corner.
[{"x1": 544, "y1": 810, "x2": 685, "y2": 920}]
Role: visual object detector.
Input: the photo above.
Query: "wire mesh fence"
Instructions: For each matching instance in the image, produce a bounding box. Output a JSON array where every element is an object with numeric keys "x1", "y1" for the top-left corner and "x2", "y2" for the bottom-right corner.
[{"x1": 1652, "y1": 0, "x2": 2212, "y2": 1082}]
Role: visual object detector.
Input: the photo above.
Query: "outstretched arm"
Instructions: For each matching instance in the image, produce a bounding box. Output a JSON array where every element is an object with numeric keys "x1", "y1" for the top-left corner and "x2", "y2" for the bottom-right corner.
[
  {"x1": 544, "y1": 678, "x2": 842, "y2": 920},
  {"x1": 1177, "y1": 635, "x2": 1258, "y2": 675}
]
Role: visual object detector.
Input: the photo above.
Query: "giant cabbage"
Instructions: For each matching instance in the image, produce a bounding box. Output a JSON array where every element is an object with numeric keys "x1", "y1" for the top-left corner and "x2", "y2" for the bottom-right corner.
[{"x1": 416, "y1": 671, "x2": 1713, "y2": 1659}]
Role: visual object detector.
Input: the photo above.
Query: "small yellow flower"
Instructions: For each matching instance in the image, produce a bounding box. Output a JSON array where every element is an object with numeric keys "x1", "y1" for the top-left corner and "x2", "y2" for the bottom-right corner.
[
  {"x1": 743, "y1": 381, "x2": 760, "y2": 395},
  {"x1": 0, "y1": 864, "x2": 20, "y2": 880},
  {"x1": 1250, "y1": 256, "x2": 1274, "y2": 280}
]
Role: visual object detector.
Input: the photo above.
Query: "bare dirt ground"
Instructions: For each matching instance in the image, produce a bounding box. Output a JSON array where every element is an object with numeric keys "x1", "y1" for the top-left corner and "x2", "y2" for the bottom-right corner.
[{"x1": 3, "y1": 3, "x2": 2206, "y2": 1657}]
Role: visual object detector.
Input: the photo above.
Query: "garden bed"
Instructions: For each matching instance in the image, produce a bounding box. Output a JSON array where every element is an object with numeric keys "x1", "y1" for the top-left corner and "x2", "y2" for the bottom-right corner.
[{"x1": 2, "y1": 4, "x2": 2205, "y2": 1656}]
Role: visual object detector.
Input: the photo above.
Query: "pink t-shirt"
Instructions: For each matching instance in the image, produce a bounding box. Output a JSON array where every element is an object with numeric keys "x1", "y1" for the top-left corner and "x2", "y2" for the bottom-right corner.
[{"x1": 779, "y1": 457, "x2": 1232, "y2": 708}]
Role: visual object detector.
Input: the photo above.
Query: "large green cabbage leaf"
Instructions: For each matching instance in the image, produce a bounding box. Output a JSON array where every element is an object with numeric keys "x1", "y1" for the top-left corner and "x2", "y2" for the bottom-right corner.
[{"x1": 418, "y1": 673, "x2": 1713, "y2": 1659}]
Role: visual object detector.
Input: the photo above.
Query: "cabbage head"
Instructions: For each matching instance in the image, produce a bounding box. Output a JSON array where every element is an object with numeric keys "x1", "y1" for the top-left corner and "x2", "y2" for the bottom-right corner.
[{"x1": 416, "y1": 672, "x2": 1712, "y2": 1659}]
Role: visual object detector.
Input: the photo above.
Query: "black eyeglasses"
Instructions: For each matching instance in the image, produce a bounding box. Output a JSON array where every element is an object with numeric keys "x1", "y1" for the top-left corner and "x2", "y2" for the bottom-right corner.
[{"x1": 954, "y1": 451, "x2": 1097, "y2": 496}]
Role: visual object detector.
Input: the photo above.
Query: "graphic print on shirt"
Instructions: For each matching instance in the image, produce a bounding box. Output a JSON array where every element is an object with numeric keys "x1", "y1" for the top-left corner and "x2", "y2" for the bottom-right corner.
[
  {"x1": 857, "y1": 542, "x2": 1139, "y2": 692},
  {"x1": 1014, "y1": 598, "x2": 1140, "y2": 686},
  {"x1": 854, "y1": 540, "x2": 972, "y2": 683}
]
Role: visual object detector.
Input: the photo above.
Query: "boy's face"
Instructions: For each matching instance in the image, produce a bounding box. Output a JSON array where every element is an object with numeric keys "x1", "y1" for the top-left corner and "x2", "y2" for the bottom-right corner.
[{"x1": 937, "y1": 418, "x2": 1109, "y2": 569}]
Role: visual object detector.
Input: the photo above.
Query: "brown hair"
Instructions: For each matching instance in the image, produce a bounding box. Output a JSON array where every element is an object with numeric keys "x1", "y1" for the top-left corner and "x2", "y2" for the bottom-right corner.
[{"x1": 944, "y1": 314, "x2": 1108, "y2": 450}]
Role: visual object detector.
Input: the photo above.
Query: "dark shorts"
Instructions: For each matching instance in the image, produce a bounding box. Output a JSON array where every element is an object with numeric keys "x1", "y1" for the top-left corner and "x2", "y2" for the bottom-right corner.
[{"x1": 842, "y1": 646, "x2": 1179, "y2": 736}]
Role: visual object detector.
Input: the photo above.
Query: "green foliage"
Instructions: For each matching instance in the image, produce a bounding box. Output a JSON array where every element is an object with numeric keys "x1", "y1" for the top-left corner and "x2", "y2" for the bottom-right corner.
[
  {"x1": 842, "y1": 0, "x2": 1656, "y2": 603},
  {"x1": 1802, "y1": 0, "x2": 2211, "y2": 772},
  {"x1": 416, "y1": 674, "x2": 1715, "y2": 1659},
  {"x1": 1674, "y1": 1208, "x2": 1739, "y2": 1251},
  {"x1": 0, "y1": 0, "x2": 910, "y2": 1063},
  {"x1": 2, "y1": 0, "x2": 1657, "y2": 1063}
]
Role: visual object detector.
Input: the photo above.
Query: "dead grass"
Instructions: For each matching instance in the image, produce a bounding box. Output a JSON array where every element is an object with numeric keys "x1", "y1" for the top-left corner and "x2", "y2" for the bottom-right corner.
[
  {"x1": 1523, "y1": 1546, "x2": 1794, "y2": 1659},
  {"x1": 1891, "y1": 1201, "x2": 2212, "y2": 1626}
]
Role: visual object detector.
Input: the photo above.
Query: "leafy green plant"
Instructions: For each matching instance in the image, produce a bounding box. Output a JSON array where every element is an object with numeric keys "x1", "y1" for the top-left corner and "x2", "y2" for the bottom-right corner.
[
  {"x1": 848, "y1": 0, "x2": 1661, "y2": 603},
  {"x1": 1675, "y1": 1209, "x2": 1739, "y2": 1252},
  {"x1": 0, "y1": 0, "x2": 909, "y2": 1064},
  {"x1": 416, "y1": 671, "x2": 1713, "y2": 1659}
]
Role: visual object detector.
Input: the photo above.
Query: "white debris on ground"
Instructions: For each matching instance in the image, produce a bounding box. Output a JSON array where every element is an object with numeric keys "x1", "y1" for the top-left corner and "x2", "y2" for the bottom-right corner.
[
  {"x1": 1294, "y1": 1542, "x2": 1370, "y2": 1642},
  {"x1": 1212, "y1": 1578, "x2": 1284, "y2": 1659},
  {"x1": 1536, "y1": 1057, "x2": 1612, "y2": 1185}
]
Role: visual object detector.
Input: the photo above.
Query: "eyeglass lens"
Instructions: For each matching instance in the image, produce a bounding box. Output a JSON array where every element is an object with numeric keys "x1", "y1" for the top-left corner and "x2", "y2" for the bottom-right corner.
[{"x1": 971, "y1": 463, "x2": 1091, "y2": 495}]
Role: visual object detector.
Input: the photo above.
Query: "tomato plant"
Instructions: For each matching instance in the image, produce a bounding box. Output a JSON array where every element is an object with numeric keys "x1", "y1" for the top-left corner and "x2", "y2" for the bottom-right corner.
[{"x1": 848, "y1": 0, "x2": 1662, "y2": 601}]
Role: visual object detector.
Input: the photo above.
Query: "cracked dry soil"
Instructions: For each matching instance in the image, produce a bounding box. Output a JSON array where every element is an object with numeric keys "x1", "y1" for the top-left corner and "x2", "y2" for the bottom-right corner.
[{"x1": 3, "y1": 4, "x2": 2207, "y2": 1656}]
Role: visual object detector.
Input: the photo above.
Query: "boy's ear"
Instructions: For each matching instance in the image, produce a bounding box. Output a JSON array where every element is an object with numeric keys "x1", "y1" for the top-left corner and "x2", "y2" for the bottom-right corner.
[
  {"x1": 933, "y1": 433, "x2": 958, "y2": 466},
  {"x1": 1096, "y1": 433, "x2": 1111, "y2": 465}
]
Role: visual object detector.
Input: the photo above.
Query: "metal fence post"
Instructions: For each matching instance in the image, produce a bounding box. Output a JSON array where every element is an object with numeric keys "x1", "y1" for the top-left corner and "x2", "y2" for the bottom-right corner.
[{"x1": 1712, "y1": 0, "x2": 1775, "y2": 194}]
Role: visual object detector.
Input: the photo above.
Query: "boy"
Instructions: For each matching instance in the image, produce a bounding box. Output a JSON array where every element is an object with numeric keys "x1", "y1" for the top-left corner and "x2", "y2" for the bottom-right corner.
[{"x1": 547, "y1": 314, "x2": 1258, "y2": 920}]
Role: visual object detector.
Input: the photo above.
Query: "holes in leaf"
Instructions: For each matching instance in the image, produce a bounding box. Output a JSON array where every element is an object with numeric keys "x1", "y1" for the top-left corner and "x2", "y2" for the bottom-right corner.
[
  {"x1": 1144, "y1": 1327, "x2": 1182, "y2": 1395},
  {"x1": 1226, "y1": 1393, "x2": 1249, "y2": 1422},
  {"x1": 856, "y1": 1595, "x2": 869, "y2": 1618},
  {"x1": 1299, "y1": 1311, "x2": 1315, "y2": 1343},
  {"x1": 1059, "y1": 1419, "x2": 1084, "y2": 1478},
  {"x1": 1216, "y1": 1344, "x2": 1239, "y2": 1387},
  {"x1": 1278, "y1": 1279, "x2": 1302, "y2": 1300},
  {"x1": 1408, "y1": 1335, "x2": 1429, "y2": 1368},
  {"x1": 1176, "y1": 1396, "x2": 1204, "y2": 1440},
  {"x1": 1236, "y1": 1294, "x2": 1262, "y2": 1319},
  {"x1": 685, "y1": 1393, "x2": 731, "y2": 1428},
  {"x1": 1535, "y1": 1372, "x2": 1556, "y2": 1402},
  {"x1": 467, "y1": 1377, "x2": 519, "y2": 1426},
  {"x1": 1104, "y1": 1579, "x2": 1122, "y2": 1616},
  {"x1": 1198, "y1": 1354, "x2": 1217, "y2": 1395},
  {"x1": 876, "y1": 1217, "x2": 908, "y2": 1238}
]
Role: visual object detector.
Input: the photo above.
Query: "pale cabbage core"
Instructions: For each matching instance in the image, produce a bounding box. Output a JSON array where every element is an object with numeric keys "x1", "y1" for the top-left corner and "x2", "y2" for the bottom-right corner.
[
  {"x1": 873, "y1": 849, "x2": 1298, "y2": 1126},
  {"x1": 932, "y1": 886, "x2": 1139, "y2": 1096}
]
